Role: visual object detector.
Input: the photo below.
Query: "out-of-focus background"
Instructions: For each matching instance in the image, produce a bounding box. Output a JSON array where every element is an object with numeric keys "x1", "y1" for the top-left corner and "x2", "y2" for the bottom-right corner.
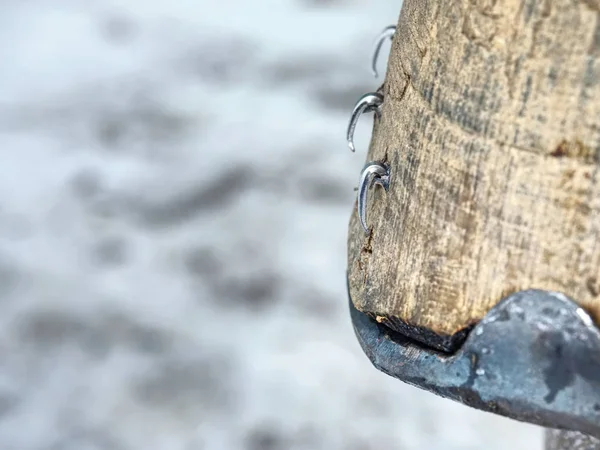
[{"x1": 0, "y1": 1, "x2": 544, "y2": 449}]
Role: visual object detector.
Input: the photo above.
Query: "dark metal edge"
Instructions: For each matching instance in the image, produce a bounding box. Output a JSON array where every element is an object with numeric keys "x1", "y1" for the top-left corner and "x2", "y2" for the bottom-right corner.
[{"x1": 350, "y1": 288, "x2": 600, "y2": 437}]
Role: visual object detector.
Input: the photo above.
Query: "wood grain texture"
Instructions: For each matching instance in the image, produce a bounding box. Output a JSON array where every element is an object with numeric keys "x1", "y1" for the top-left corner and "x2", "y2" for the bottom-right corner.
[{"x1": 348, "y1": 0, "x2": 600, "y2": 351}]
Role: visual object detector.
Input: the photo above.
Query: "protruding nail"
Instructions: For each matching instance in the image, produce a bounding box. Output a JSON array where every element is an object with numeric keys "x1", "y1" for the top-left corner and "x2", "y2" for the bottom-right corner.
[
  {"x1": 357, "y1": 161, "x2": 390, "y2": 234},
  {"x1": 372, "y1": 25, "x2": 396, "y2": 78},
  {"x1": 347, "y1": 92, "x2": 383, "y2": 153}
]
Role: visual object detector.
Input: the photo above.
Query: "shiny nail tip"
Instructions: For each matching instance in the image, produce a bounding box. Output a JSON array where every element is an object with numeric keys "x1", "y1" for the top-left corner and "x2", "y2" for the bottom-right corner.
[
  {"x1": 371, "y1": 25, "x2": 396, "y2": 78},
  {"x1": 357, "y1": 161, "x2": 390, "y2": 234},
  {"x1": 346, "y1": 92, "x2": 384, "y2": 154}
]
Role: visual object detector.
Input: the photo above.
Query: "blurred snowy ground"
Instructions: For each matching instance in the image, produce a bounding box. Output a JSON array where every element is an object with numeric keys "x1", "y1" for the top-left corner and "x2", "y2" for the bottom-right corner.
[{"x1": 0, "y1": 1, "x2": 544, "y2": 449}]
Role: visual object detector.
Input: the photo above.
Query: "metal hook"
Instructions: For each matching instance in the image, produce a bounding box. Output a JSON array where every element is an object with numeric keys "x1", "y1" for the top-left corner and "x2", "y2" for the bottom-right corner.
[
  {"x1": 347, "y1": 92, "x2": 383, "y2": 153},
  {"x1": 358, "y1": 161, "x2": 390, "y2": 234},
  {"x1": 371, "y1": 25, "x2": 396, "y2": 78}
]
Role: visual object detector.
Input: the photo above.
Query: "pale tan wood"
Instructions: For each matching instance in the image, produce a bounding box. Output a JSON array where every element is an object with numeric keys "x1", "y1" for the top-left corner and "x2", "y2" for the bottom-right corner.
[{"x1": 348, "y1": 0, "x2": 600, "y2": 351}]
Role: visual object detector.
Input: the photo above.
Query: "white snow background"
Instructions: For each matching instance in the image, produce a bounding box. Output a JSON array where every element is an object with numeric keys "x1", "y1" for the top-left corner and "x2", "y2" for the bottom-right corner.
[{"x1": 0, "y1": 0, "x2": 544, "y2": 449}]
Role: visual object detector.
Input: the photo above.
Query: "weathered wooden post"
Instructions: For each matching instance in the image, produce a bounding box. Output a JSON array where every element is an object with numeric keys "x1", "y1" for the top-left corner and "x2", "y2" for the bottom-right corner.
[
  {"x1": 347, "y1": 0, "x2": 600, "y2": 447},
  {"x1": 349, "y1": 0, "x2": 600, "y2": 350}
]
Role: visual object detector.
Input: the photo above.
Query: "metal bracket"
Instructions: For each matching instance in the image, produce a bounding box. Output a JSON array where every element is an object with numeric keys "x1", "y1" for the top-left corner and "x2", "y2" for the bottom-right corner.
[{"x1": 349, "y1": 288, "x2": 600, "y2": 437}]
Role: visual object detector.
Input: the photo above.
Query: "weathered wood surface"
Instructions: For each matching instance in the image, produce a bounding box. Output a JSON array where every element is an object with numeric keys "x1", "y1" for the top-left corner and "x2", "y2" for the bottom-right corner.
[{"x1": 348, "y1": 0, "x2": 600, "y2": 351}]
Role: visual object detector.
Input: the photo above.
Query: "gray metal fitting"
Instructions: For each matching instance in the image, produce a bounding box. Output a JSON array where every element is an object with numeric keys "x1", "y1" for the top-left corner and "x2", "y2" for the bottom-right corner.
[{"x1": 349, "y1": 288, "x2": 600, "y2": 438}]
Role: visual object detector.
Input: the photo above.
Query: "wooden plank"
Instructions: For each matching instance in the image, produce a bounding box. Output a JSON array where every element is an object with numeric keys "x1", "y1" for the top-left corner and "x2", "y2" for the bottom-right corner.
[{"x1": 348, "y1": 0, "x2": 600, "y2": 352}]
